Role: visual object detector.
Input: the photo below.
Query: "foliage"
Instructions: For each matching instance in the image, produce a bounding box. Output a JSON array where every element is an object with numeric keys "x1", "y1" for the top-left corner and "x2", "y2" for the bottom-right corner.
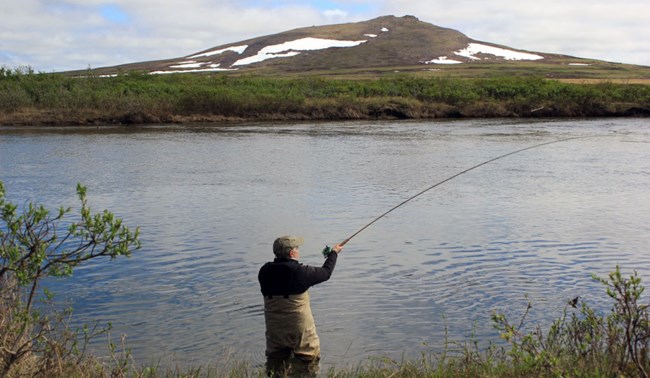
[
  {"x1": 492, "y1": 265, "x2": 650, "y2": 377},
  {"x1": 1, "y1": 69, "x2": 649, "y2": 124},
  {"x1": 0, "y1": 181, "x2": 140, "y2": 376}
]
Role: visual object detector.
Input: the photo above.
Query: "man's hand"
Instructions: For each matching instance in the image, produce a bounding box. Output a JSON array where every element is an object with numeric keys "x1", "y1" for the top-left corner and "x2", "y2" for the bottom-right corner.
[{"x1": 332, "y1": 243, "x2": 343, "y2": 253}]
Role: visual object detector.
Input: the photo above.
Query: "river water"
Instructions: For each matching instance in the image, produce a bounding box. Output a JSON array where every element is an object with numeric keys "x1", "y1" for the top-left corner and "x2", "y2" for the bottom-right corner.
[{"x1": 1, "y1": 119, "x2": 649, "y2": 369}]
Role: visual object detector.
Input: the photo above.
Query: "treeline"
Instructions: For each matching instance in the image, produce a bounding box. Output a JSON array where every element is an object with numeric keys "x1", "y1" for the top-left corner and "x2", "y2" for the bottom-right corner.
[{"x1": 1, "y1": 67, "x2": 649, "y2": 125}]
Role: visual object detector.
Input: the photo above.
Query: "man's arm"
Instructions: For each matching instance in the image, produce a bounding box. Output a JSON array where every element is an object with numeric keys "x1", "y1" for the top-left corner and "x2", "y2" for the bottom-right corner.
[{"x1": 299, "y1": 243, "x2": 343, "y2": 287}]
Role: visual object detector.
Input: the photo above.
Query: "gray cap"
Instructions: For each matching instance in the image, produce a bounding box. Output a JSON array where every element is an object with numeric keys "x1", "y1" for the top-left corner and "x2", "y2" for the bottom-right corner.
[{"x1": 273, "y1": 236, "x2": 304, "y2": 257}]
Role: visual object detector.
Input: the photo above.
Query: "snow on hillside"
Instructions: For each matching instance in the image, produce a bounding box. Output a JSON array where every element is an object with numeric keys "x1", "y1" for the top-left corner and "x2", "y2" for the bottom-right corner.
[
  {"x1": 150, "y1": 65, "x2": 237, "y2": 75},
  {"x1": 426, "y1": 43, "x2": 544, "y2": 65},
  {"x1": 149, "y1": 29, "x2": 545, "y2": 74},
  {"x1": 426, "y1": 56, "x2": 463, "y2": 65},
  {"x1": 187, "y1": 45, "x2": 248, "y2": 59},
  {"x1": 456, "y1": 43, "x2": 543, "y2": 61},
  {"x1": 151, "y1": 37, "x2": 371, "y2": 74},
  {"x1": 232, "y1": 37, "x2": 367, "y2": 66}
]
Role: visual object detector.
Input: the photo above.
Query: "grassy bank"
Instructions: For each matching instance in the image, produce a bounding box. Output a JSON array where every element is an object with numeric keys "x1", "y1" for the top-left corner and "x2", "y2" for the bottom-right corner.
[{"x1": 1, "y1": 67, "x2": 649, "y2": 126}]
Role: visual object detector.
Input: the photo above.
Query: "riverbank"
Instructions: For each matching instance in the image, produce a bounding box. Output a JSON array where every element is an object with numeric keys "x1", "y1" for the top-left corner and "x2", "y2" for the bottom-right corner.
[{"x1": 1, "y1": 70, "x2": 649, "y2": 126}]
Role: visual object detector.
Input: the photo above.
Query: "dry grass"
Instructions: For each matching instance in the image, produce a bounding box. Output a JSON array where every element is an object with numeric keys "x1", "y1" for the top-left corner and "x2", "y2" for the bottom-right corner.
[{"x1": 558, "y1": 78, "x2": 650, "y2": 85}]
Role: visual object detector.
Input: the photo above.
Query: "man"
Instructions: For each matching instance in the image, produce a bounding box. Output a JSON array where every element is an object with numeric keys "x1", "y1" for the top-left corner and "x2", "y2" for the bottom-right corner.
[{"x1": 258, "y1": 236, "x2": 343, "y2": 376}]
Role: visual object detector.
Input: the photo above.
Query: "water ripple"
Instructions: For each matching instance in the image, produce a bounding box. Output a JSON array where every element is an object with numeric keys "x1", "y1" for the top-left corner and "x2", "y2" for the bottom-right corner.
[{"x1": 2, "y1": 119, "x2": 649, "y2": 367}]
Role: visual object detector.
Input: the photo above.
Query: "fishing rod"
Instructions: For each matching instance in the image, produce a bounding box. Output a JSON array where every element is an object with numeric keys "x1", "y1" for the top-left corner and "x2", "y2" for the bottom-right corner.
[{"x1": 322, "y1": 135, "x2": 587, "y2": 256}]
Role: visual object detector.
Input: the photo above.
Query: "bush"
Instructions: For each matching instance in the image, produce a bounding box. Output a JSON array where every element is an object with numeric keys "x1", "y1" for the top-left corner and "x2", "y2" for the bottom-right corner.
[
  {"x1": 0, "y1": 181, "x2": 140, "y2": 376},
  {"x1": 493, "y1": 265, "x2": 650, "y2": 377}
]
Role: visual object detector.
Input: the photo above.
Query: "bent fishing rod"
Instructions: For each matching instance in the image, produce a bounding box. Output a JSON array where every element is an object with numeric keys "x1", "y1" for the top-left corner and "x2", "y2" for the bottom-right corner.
[{"x1": 322, "y1": 136, "x2": 586, "y2": 256}]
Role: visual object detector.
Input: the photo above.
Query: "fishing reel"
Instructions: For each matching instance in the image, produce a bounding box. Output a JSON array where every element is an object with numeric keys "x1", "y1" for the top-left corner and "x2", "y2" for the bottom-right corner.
[{"x1": 321, "y1": 245, "x2": 334, "y2": 257}]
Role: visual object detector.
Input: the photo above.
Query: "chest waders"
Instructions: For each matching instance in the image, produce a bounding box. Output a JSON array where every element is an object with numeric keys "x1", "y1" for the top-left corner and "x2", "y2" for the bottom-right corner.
[{"x1": 263, "y1": 291, "x2": 320, "y2": 359}]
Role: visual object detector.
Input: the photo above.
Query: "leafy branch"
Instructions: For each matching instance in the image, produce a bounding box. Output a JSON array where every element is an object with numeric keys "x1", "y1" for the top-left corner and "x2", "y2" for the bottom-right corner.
[{"x1": 0, "y1": 181, "x2": 140, "y2": 376}]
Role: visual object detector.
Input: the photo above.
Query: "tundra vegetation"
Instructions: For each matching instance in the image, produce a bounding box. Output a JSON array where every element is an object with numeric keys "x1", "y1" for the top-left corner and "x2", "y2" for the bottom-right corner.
[
  {"x1": 0, "y1": 66, "x2": 649, "y2": 126},
  {"x1": 2, "y1": 181, "x2": 650, "y2": 377}
]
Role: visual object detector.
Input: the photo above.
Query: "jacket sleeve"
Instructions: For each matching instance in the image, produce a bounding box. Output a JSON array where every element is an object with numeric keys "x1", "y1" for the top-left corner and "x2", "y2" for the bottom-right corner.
[{"x1": 299, "y1": 252, "x2": 338, "y2": 288}]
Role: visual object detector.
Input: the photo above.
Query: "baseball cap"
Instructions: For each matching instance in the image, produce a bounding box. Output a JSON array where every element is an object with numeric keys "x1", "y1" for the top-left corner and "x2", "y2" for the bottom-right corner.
[{"x1": 273, "y1": 236, "x2": 304, "y2": 257}]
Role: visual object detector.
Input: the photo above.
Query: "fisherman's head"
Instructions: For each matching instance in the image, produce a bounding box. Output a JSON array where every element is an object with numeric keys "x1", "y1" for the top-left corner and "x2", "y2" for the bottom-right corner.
[{"x1": 273, "y1": 236, "x2": 304, "y2": 259}]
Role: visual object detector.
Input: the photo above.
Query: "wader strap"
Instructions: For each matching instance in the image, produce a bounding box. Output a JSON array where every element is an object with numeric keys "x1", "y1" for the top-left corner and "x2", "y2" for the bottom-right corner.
[{"x1": 265, "y1": 295, "x2": 290, "y2": 299}]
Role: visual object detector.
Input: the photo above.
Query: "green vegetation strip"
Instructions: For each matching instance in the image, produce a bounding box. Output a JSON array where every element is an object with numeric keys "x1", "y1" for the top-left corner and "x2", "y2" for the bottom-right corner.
[{"x1": 1, "y1": 67, "x2": 649, "y2": 125}]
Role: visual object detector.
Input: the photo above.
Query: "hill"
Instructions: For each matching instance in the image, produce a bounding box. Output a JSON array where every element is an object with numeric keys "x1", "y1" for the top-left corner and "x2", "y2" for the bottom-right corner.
[{"x1": 70, "y1": 15, "x2": 650, "y2": 81}]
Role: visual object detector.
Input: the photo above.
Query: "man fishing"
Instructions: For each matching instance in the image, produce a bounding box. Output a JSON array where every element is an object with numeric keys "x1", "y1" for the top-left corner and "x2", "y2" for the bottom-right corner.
[{"x1": 258, "y1": 236, "x2": 343, "y2": 376}]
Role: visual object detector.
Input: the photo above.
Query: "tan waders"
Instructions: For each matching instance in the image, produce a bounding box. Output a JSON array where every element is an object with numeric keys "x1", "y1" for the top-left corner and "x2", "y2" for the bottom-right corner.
[{"x1": 264, "y1": 291, "x2": 320, "y2": 376}]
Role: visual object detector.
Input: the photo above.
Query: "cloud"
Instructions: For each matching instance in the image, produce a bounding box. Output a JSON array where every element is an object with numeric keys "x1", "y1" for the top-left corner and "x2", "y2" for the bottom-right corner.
[
  {"x1": 1, "y1": 0, "x2": 648, "y2": 72},
  {"x1": 322, "y1": 9, "x2": 349, "y2": 20}
]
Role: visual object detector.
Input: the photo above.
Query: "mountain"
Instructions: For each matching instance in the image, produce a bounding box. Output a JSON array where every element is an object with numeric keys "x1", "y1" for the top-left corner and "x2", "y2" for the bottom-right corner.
[{"x1": 76, "y1": 15, "x2": 641, "y2": 77}]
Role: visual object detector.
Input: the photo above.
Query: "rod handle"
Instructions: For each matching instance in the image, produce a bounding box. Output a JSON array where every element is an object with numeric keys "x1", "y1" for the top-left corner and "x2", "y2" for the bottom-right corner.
[{"x1": 322, "y1": 239, "x2": 351, "y2": 257}]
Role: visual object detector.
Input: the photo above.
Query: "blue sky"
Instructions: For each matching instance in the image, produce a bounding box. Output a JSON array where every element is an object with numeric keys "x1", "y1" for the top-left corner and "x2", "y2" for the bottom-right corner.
[
  {"x1": 1, "y1": 0, "x2": 649, "y2": 72},
  {"x1": 100, "y1": 4, "x2": 130, "y2": 24}
]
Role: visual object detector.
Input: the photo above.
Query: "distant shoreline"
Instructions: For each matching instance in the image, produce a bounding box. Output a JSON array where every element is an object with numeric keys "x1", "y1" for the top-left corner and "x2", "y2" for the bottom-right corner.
[
  {"x1": 1, "y1": 73, "x2": 649, "y2": 127},
  {"x1": 1, "y1": 107, "x2": 649, "y2": 127}
]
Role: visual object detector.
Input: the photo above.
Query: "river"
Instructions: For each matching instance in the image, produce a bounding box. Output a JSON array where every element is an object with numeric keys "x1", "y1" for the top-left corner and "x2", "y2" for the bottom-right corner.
[{"x1": 1, "y1": 118, "x2": 649, "y2": 369}]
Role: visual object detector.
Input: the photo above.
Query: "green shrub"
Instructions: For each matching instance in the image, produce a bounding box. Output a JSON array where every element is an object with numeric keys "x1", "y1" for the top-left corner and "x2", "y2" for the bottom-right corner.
[
  {"x1": 0, "y1": 181, "x2": 140, "y2": 376},
  {"x1": 493, "y1": 266, "x2": 650, "y2": 377}
]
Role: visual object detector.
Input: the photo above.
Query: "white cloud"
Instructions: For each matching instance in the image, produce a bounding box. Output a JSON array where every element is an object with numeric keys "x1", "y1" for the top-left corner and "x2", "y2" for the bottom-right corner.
[
  {"x1": 323, "y1": 8, "x2": 348, "y2": 20},
  {"x1": 1, "y1": 0, "x2": 648, "y2": 72}
]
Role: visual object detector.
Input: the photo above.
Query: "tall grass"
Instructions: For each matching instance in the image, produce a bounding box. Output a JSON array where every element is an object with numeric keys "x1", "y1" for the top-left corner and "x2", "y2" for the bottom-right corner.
[{"x1": 1, "y1": 68, "x2": 649, "y2": 125}]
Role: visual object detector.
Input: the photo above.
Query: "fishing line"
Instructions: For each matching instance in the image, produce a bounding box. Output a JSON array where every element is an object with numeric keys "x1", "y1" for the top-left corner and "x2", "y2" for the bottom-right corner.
[{"x1": 323, "y1": 135, "x2": 588, "y2": 256}]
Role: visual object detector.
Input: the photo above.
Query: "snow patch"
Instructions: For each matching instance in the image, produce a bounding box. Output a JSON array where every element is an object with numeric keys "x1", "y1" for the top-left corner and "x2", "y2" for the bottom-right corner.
[
  {"x1": 187, "y1": 45, "x2": 248, "y2": 59},
  {"x1": 234, "y1": 51, "x2": 300, "y2": 66},
  {"x1": 150, "y1": 66, "x2": 238, "y2": 75},
  {"x1": 170, "y1": 61, "x2": 203, "y2": 69},
  {"x1": 568, "y1": 63, "x2": 590, "y2": 66},
  {"x1": 364, "y1": 34, "x2": 378, "y2": 38},
  {"x1": 160, "y1": 62, "x2": 228, "y2": 72},
  {"x1": 425, "y1": 43, "x2": 543, "y2": 65},
  {"x1": 455, "y1": 43, "x2": 543, "y2": 61},
  {"x1": 425, "y1": 56, "x2": 463, "y2": 65},
  {"x1": 232, "y1": 37, "x2": 366, "y2": 66},
  {"x1": 381, "y1": 27, "x2": 389, "y2": 32}
]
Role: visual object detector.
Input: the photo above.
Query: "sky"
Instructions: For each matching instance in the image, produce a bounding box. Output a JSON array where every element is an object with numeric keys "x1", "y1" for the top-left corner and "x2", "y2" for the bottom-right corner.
[{"x1": 1, "y1": 0, "x2": 649, "y2": 72}]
